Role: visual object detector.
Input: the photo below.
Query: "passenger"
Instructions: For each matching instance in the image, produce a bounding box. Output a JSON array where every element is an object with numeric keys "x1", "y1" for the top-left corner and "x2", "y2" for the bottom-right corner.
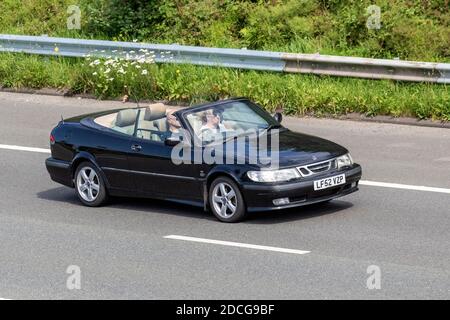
[{"x1": 198, "y1": 109, "x2": 230, "y2": 142}]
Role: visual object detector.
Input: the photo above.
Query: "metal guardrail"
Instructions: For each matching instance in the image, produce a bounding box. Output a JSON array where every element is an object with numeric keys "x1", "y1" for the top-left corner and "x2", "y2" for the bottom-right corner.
[{"x1": 0, "y1": 34, "x2": 449, "y2": 84}]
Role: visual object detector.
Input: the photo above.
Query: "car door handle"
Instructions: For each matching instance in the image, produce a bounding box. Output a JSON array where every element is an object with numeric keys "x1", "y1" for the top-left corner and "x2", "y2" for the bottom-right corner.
[{"x1": 131, "y1": 144, "x2": 142, "y2": 152}]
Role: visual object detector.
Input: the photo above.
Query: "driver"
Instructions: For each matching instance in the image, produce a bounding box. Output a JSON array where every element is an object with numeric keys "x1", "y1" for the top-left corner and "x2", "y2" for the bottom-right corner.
[
  {"x1": 159, "y1": 109, "x2": 183, "y2": 141},
  {"x1": 166, "y1": 109, "x2": 182, "y2": 135}
]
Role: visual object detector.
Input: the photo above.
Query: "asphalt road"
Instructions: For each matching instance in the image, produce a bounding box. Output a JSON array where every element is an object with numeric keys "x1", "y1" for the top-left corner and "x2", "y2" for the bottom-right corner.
[{"x1": 0, "y1": 92, "x2": 449, "y2": 299}]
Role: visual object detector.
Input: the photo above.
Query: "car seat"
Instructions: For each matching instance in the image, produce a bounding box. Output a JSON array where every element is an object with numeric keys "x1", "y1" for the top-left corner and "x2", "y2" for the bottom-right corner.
[
  {"x1": 112, "y1": 109, "x2": 137, "y2": 135},
  {"x1": 137, "y1": 103, "x2": 167, "y2": 141}
]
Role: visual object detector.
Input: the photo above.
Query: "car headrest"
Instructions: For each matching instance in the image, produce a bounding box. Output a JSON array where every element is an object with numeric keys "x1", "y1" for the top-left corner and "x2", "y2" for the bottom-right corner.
[
  {"x1": 144, "y1": 103, "x2": 167, "y2": 121},
  {"x1": 115, "y1": 109, "x2": 137, "y2": 127}
]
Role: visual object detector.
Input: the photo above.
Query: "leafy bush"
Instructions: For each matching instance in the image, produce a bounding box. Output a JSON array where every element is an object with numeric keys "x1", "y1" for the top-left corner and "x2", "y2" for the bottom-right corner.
[
  {"x1": 1, "y1": 0, "x2": 448, "y2": 61},
  {"x1": 83, "y1": 0, "x2": 172, "y2": 40}
]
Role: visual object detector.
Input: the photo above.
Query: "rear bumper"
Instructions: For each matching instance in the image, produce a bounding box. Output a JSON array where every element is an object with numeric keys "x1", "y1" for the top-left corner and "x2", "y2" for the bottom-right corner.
[
  {"x1": 45, "y1": 158, "x2": 73, "y2": 187},
  {"x1": 241, "y1": 164, "x2": 362, "y2": 212}
]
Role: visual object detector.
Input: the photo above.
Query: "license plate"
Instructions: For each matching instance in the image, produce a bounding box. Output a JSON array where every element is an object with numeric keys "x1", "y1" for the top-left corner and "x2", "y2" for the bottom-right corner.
[{"x1": 314, "y1": 174, "x2": 346, "y2": 191}]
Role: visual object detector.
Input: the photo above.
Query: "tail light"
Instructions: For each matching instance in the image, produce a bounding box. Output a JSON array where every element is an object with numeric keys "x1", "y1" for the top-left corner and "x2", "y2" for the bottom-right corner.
[{"x1": 50, "y1": 134, "x2": 55, "y2": 145}]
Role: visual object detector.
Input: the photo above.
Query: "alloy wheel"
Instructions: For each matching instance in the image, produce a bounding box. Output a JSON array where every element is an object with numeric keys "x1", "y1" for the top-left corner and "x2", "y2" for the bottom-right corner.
[
  {"x1": 76, "y1": 167, "x2": 100, "y2": 202},
  {"x1": 212, "y1": 182, "x2": 237, "y2": 218}
]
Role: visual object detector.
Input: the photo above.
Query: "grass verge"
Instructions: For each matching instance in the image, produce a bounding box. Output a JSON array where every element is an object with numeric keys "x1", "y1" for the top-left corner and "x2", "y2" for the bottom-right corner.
[{"x1": 0, "y1": 53, "x2": 448, "y2": 121}]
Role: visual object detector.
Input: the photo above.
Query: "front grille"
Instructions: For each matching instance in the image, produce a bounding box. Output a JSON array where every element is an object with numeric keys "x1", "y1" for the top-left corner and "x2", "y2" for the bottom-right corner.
[{"x1": 297, "y1": 159, "x2": 336, "y2": 177}]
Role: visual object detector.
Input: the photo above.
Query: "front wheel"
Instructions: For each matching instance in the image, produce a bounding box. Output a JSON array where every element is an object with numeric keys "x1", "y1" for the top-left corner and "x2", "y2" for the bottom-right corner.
[
  {"x1": 75, "y1": 162, "x2": 108, "y2": 207},
  {"x1": 209, "y1": 177, "x2": 247, "y2": 223}
]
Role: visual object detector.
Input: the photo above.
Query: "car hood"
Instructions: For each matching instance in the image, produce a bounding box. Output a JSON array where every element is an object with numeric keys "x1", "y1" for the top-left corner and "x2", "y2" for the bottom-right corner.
[
  {"x1": 219, "y1": 129, "x2": 348, "y2": 168},
  {"x1": 273, "y1": 129, "x2": 347, "y2": 167}
]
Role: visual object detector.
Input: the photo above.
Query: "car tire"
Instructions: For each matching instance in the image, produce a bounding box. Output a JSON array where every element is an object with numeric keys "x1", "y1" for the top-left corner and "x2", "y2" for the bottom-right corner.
[
  {"x1": 209, "y1": 176, "x2": 246, "y2": 223},
  {"x1": 74, "y1": 161, "x2": 108, "y2": 207}
]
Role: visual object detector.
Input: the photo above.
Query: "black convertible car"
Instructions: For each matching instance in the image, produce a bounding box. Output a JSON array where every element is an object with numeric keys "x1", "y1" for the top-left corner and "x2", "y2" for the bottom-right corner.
[{"x1": 46, "y1": 98, "x2": 362, "y2": 222}]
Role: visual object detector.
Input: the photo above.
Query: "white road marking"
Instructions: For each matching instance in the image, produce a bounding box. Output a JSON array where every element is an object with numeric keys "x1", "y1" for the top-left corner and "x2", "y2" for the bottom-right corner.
[
  {"x1": 164, "y1": 235, "x2": 310, "y2": 255},
  {"x1": 1, "y1": 143, "x2": 449, "y2": 195},
  {"x1": 360, "y1": 180, "x2": 450, "y2": 194},
  {"x1": 0, "y1": 144, "x2": 50, "y2": 154}
]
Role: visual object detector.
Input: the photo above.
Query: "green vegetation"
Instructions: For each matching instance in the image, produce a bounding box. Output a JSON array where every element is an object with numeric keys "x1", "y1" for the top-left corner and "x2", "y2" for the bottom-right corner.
[
  {"x1": 0, "y1": 53, "x2": 448, "y2": 120},
  {"x1": 0, "y1": 0, "x2": 449, "y2": 120},
  {"x1": 2, "y1": 0, "x2": 449, "y2": 62}
]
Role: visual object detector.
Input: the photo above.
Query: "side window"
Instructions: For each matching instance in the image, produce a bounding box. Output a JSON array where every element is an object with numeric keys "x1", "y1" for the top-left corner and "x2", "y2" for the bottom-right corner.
[{"x1": 94, "y1": 109, "x2": 138, "y2": 136}]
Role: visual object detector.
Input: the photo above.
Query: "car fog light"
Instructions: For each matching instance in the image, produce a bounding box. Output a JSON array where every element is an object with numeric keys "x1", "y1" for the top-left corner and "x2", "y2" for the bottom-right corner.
[
  {"x1": 351, "y1": 182, "x2": 357, "y2": 188},
  {"x1": 273, "y1": 198, "x2": 290, "y2": 206}
]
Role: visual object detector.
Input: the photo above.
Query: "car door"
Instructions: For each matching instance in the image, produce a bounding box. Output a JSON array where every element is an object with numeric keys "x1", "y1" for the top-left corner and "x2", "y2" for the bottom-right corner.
[
  {"x1": 85, "y1": 109, "x2": 139, "y2": 193},
  {"x1": 127, "y1": 112, "x2": 204, "y2": 201}
]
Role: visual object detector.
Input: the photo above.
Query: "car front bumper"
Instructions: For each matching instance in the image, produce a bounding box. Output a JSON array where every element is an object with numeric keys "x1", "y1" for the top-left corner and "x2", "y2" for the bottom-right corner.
[{"x1": 241, "y1": 164, "x2": 362, "y2": 212}]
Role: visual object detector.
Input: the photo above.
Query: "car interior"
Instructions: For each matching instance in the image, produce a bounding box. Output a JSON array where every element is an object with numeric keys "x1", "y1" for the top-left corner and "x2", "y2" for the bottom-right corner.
[
  {"x1": 185, "y1": 103, "x2": 263, "y2": 139},
  {"x1": 135, "y1": 103, "x2": 168, "y2": 141},
  {"x1": 94, "y1": 103, "x2": 183, "y2": 142},
  {"x1": 186, "y1": 110, "x2": 240, "y2": 137},
  {"x1": 93, "y1": 102, "x2": 264, "y2": 143}
]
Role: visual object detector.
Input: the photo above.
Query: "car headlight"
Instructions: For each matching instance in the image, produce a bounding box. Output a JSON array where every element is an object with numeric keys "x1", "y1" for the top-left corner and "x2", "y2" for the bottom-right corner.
[
  {"x1": 336, "y1": 153, "x2": 353, "y2": 169},
  {"x1": 247, "y1": 168, "x2": 300, "y2": 183}
]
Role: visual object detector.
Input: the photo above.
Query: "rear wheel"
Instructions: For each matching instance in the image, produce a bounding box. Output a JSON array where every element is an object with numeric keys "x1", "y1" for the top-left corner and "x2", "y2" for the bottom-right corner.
[
  {"x1": 75, "y1": 162, "x2": 108, "y2": 207},
  {"x1": 209, "y1": 177, "x2": 246, "y2": 223}
]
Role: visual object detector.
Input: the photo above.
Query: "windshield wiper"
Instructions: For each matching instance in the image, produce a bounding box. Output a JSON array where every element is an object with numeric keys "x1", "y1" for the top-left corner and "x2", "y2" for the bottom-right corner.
[
  {"x1": 264, "y1": 123, "x2": 282, "y2": 131},
  {"x1": 260, "y1": 123, "x2": 283, "y2": 136}
]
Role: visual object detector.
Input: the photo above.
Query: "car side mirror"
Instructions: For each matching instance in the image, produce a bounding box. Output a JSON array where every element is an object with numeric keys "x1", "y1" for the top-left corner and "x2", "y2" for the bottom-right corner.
[
  {"x1": 273, "y1": 112, "x2": 283, "y2": 123},
  {"x1": 165, "y1": 136, "x2": 181, "y2": 147}
]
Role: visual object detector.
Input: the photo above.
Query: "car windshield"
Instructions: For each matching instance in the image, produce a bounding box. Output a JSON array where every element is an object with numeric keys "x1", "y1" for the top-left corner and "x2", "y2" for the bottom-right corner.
[{"x1": 185, "y1": 100, "x2": 280, "y2": 145}]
